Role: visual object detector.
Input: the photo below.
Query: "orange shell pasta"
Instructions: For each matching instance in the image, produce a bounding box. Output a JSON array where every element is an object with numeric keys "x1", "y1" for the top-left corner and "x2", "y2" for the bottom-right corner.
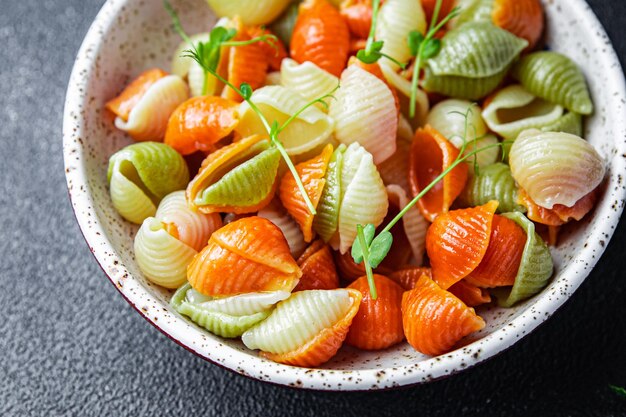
[
  {"x1": 290, "y1": 0, "x2": 351, "y2": 77},
  {"x1": 402, "y1": 274, "x2": 486, "y2": 356},
  {"x1": 345, "y1": 275, "x2": 405, "y2": 350},
  {"x1": 279, "y1": 144, "x2": 333, "y2": 242},
  {"x1": 261, "y1": 289, "x2": 362, "y2": 367},
  {"x1": 295, "y1": 240, "x2": 339, "y2": 291},
  {"x1": 340, "y1": 0, "x2": 372, "y2": 40},
  {"x1": 421, "y1": 0, "x2": 457, "y2": 25},
  {"x1": 389, "y1": 266, "x2": 432, "y2": 290},
  {"x1": 448, "y1": 280, "x2": 492, "y2": 307},
  {"x1": 164, "y1": 96, "x2": 239, "y2": 155},
  {"x1": 105, "y1": 68, "x2": 168, "y2": 121},
  {"x1": 222, "y1": 25, "x2": 269, "y2": 102},
  {"x1": 247, "y1": 26, "x2": 288, "y2": 71},
  {"x1": 187, "y1": 134, "x2": 277, "y2": 214},
  {"x1": 409, "y1": 126, "x2": 469, "y2": 222},
  {"x1": 517, "y1": 188, "x2": 597, "y2": 226},
  {"x1": 426, "y1": 201, "x2": 499, "y2": 289},
  {"x1": 492, "y1": 0, "x2": 544, "y2": 51},
  {"x1": 187, "y1": 216, "x2": 302, "y2": 296},
  {"x1": 466, "y1": 214, "x2": 527, "y2": 288}
]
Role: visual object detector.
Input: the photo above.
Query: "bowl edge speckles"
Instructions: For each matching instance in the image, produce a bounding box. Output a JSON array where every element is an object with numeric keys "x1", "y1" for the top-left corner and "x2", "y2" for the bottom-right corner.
[{"x1": 62, "y1": 0, "x2": 626, "y2": 390}]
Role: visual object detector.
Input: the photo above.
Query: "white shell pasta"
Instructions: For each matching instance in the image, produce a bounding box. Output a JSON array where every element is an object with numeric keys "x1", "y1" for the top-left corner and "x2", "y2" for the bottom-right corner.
[
  {"x1": 264, "y1": 71, "x2": 282, "y2": 86},
  {"x1": 114, "y1": 75, "x2": 189, "y2": 141},
  {"x1": 280, "y1": 59, "x2": 339, "y2": 109},
  {"x1": 242, "y1": 289, "x2": 356, "y2": 354},
  {"x1": 187, "y1": 60, "x2": 220, "y2": 97},
  {"x1": 337, "y1": 143, "x2": 389, "y2": 253},
  {"x1": 426, "y1": 99, "x2": 488, "y2": 148},
  {"x1": 205, "y1": 0, "x2": 291, "y2": 25},
  {"x1": 134, "y1": 217, "x2": 197, "y2": 289},
  {"x1": 236, "y1": 86, "x2": 335, "y2": 155},
  {"x1": 482, "y1": 85, "x2": 565, "y2": 139},
  {"x1": 462, "y1": 134, "x2": 501, "y2": 168},
  {"x1": 171, "y1": 32, "x2": 210, "y2": 78},
  {"x1": 155, "y1": 191, "x2": 222, "y2": 252},
  {"x1": 375, "y1": 0, "x2": 426, "y2": 70},
  {"x1": 386, "y1": 185, "x2": 428, "y2": 265},
  {"x1": 509, "y1": 129, "x2": 605, "y2": 208},
  {"x1": 258, "y1": 199, "x2": 308, "y2": 258},
  {"x1": 329, "y1": 65, "x2": 397, "y2": 164},
  {"x1": 377, "y1": 120, "x2": 413, "y2": 193},
  {"x1": 191, "y1": 290, "x2": 291, "y2": 316},
  {"x1": 109, "y1": 167, "x2": 158, "y2": 224}
]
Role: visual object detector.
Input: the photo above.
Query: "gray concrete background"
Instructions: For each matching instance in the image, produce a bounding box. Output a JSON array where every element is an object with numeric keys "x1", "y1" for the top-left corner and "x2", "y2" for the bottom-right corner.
[{"x1": 0, "y1": 0, "x2": 625, "y2": 416}]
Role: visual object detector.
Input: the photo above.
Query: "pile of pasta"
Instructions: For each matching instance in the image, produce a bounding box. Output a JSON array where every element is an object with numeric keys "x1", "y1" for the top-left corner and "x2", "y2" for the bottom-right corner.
[{"x1": 103, "y1": 0, "x2": 606, "y2": 366}]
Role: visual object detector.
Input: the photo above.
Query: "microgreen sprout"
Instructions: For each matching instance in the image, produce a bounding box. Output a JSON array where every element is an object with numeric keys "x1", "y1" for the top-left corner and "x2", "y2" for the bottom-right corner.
[
  {"x1": 356, "y1": 0, "x2": 406, "y2": 68},
  {"x1": 352, "y1": 106, "x2": 510, "y2": 299},
  {"x1": 407, "y1": 0, "x2": 461, "y2": 118},
  {"x1": 610, "y1": 385, "x2": 626, "y2": 398},
  {"x1": 165, "y1": 1, "x2": 338, "y2": 215}
]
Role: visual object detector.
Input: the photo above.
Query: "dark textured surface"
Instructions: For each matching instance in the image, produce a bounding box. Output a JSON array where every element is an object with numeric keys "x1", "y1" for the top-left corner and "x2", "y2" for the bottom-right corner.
[{"x1": 1, "y1": 0, "x2": 625, "y2": 415}]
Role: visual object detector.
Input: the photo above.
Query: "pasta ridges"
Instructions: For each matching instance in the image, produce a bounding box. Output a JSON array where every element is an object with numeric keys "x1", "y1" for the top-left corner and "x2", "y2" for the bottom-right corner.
[
  {"x1": 409, "y1": 125, "x2": 469, "y2": 222},
  {"x1": 492, "y1": 0, "x2": 544, "y2": 51},
  {"x1": 346, "y1": 275, "x2": 405, "y2": 350},
  {"x1": 279, "y1": 144, "x2": 334, "y2": 242},
  {"x1": 426, "y1": 201, "x2": 499, "y2": 289},
  {"x1": 106, "y1": 68, "x2": 168, "y2": 121},
  {"x1": 295, "y1": 240, "x2": 340, "y2": 291},
  {"x1": 340, "y1": 0, "x2": 372, "y2": 39},
  {"x1": 389, "y1": 266, "x2": 432, "y2": 290},
  {"x1": 247, "y1": 26, "x2": 288, "y2": 71},
  {"x1": 164, "y1": 96, "x2": 239, "y2": 155},
  {"x1": 290, "y1": 0, "x2": 350, "y2": 77},
  {"x1": 465, "y1": 214, "x2": 526, "y2": 288},
  {"x1": 260, "y1": 289, "x2": 362, "y2": 366},
  {"x1": 402, "y1": 274, "x2": 485, "y2": 356},
  {"x1": 349, "y1": 58, "x2": 401, "y2": 114}
]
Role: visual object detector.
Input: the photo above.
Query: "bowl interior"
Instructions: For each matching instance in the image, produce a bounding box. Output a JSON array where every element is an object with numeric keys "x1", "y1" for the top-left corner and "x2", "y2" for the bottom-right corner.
[{"x1": 63, "y1": 0, "x2": 626, "y2": 389}]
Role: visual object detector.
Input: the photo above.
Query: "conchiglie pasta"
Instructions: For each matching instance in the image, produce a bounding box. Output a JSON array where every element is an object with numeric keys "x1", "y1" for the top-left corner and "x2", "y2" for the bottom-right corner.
[
  {"x1": 312, "y1": 144, "x2": 345, "y2": 243},
  {"x1": 236, "y1": 86, "x2": 335, "y2": 155},
  {"x1": 375, "y1": 0, "x2": 427, "y2": 71},
  {"x1": 290, "y1": 0, "x2": 350, "y2": 77},
  {"x1": 511, "y1": 51, "x2": 593, "y2": 115},
  {"x1": 492, "y1": 212, "x2": 553, "y2": 307},
  {"x1": 241, "y1": 289, "x2": 362, "y2": 367},
  {"x1": 270, "y1": 2, "x2": 300, "y2": 47},
  {"x1": 448, "y1": 280, "x2": 492, "y2": 307},
  {"x1": 340, "y1": 0, "x2": 373, "y2": 39},
  {"x1": 462, "y1": 134, "x2": 501, "y2": 168},
  {"x1": 459, "y1": 162, "x2": 525, "y2": 213},
  {"x1": 337, "y1": 143, "x2": 389, "y2": 253},
  {"x1": 482, "y1": 85, "x2": 564, "y2": 139},
  {"x1": 258, "y1": 199, "x2": 307, "y2": 258},
  {"x1": 426, "y1": 99, "x2": 488, "y2": 149},
  {"x1": 109, "y1": 73, "x2": 189, "y2": 142},
  {"x1": 452, "y1": 0, "x2": 494, "y2": 28},
  {"x1": 540, "y1": 111, "x2": 583, "y2": 137},
  {"x1": 509, "y1": 129, "x2": 605, "y2": 209},
  {"x1": 134, "y1": 217, "x2": 198, "y2": 289},
  {"x1": 295, "y1": 240, "x2": 339, "y2": 291},
  {"x1": 155, "y1": 191, "x2": 222, "y2": 252},
  {"x1": 107, "y1": 142, "x2": 190, "y2": 224},
  {"x1": 171, "y1": 33, "x2": 210, "y2": 78},
  {"x1": 402, "y1": 274, "x2": 485, "y2": 356},
  {"x1": 205, "y1": 0, "x2": 292, "y2": 25},
  {"x1": 328, "y1": 65, "x2": 398, "y2": 164},
  {"x1": 423, "y1": 22, "x2": 527, "y2": 100},
  {"x1": 345, "y1": 275, "x2": 405, "y2": 350},
  {"x1": 492, "y1": 0, "x2": 544, "y2": 51},
  {"x1": 426, "y1": 201, "x2": 499, "y2": 289},
  {"x1": 377, "y1": 129, "x2": 412, "y2": 193},
  {"x1": 187, "y1": 217, "x2": 302, "y2": 296},
  {"x1": 280, "y1": 58, "x2": 339, "y2": 109},
  {"x1": 187, "y1": 135, "x2": 280, "y2": 214},
  {"x1": 389, "y1": 266, "x2": 432, "y2": 290}
]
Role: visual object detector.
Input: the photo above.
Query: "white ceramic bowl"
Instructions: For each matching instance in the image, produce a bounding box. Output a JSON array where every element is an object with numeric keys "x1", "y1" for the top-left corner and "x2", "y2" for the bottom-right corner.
[{"x1": 63, "y1": 0, "x2": 626, "y2": 390}]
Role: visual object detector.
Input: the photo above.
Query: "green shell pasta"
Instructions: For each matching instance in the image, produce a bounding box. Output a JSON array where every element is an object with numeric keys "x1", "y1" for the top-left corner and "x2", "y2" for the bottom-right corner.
[
  {"x1": 194, "y1": 147, "x2": 281, "y2": 207},
  {"x1": 511, "y1": 51, "x2": 594, "y2": 115},
  {"x1": 482, "y1": 85, "x2": 565, "y2": 139},
  {"x1": 313, "y1": 144, "x2": 345, "y2": 243},
  {"x1": 171, "y1": 283, "x2": 281, "y2": 338},
  {"x1": 540, "y1": 111, "x2": 583, "y2": 137},
  {"x1": 107, "y1": 142, "x2": 189, "y2": 224},
  {"x1": 460, "y1": 162, "x2": 525, "y2": 213},
  {"x1": 423, "y1": 23, "x2": 527, "y2": 100},
  {"x1": 493, "y1": 212, "x2": 554, "y2": 307}
]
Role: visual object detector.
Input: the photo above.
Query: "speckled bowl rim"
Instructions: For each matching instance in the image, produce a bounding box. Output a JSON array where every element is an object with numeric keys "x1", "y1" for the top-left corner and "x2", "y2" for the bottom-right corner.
[{"x1": 63, "y1": 0, "x2": 626, "y2": 390}]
